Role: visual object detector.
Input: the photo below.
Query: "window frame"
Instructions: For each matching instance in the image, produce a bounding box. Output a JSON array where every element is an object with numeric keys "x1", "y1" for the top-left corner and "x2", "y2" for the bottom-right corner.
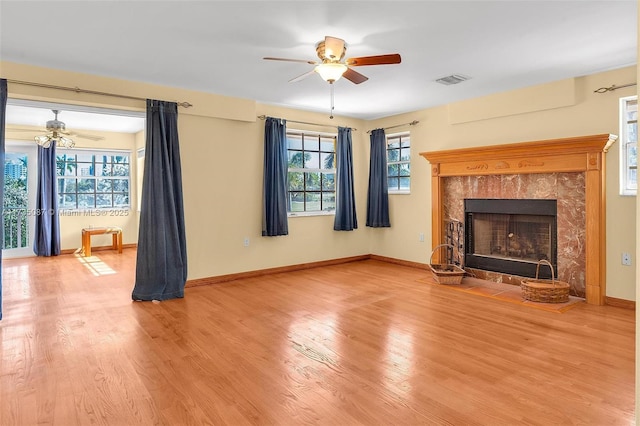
[
  {"x1": 286, "y1": 129, "x2": 337, "y2": 217},
  {"x1": 387, "y1": 131, "x2": 411, "y2": 194},
  {"x1": 619, "y1": 95, "x2": 637, "y2": 196},
  {"x1": 56, "y1": 148, "x2": 132, "y2": 211}
]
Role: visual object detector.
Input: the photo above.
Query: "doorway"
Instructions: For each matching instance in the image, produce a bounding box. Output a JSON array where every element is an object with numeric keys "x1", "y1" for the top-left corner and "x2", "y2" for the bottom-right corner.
[{"x1": 3, "y1": 144, "x2": 37, "y2": 258}]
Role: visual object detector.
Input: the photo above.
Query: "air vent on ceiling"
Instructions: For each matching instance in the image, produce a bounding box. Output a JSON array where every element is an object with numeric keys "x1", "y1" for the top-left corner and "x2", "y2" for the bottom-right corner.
[{"x1": 435, "y1": 74, "x2": 471, "y2": 85}]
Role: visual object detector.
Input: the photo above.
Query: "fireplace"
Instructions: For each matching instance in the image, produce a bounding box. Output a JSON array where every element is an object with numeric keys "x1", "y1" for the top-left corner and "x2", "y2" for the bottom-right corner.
[
  {"x1": 464, "y1": 199, "x2": 557, "y2": 279},
  {"x1": 421, "y1": 134, "x2": 617, "y2": 304}
]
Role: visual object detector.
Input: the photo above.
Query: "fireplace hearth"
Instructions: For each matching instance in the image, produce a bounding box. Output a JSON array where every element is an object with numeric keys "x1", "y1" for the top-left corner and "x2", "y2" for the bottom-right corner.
[{"x1": 464, "y1": 199, "x2": 557, "y2": 279}]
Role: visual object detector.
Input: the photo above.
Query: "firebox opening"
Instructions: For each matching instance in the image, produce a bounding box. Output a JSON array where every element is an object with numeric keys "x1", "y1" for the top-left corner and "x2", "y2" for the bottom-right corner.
[{"x1": 464, "y1": 199, "x2": 557, "y2": 279}]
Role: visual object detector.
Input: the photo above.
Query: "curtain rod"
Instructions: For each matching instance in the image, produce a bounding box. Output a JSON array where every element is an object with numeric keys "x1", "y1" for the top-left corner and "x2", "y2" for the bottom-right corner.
[
  {"x1": 6, "y1": 79, "x2": 193, "y2": 108},
  {"x1": 367, "y1": 120, "x2": 419, "y2": 134},
  {"x1": 594, "y1": 82, "x2": 636, "y2": 93},
  {"x1": 257, "y1": 115, "x2": 357, "y2": 131}
]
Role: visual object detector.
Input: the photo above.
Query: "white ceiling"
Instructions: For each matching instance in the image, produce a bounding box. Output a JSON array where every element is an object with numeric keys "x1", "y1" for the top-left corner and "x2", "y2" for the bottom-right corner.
[{"x1": 0, "y1": 1, "x2": 637, "y2": 126}]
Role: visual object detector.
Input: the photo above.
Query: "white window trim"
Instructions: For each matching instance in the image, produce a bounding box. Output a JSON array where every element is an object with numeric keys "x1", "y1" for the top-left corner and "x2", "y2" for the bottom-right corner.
[
  {"x1": 286, "y1": 128, "x2": 337, "y2": 217},
  {"x1": 619, "y1": 95, "x2": 637, "y2": 196},
  {"x1": 387, "y1": 131, "x2": 411, "y2": 194},
  {"x1": 57, "y1": 148, "x2": 133, "y2": 211}
]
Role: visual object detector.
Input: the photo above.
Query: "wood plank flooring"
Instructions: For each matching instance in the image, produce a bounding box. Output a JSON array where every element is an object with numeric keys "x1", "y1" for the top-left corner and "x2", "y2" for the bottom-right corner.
[{"x1": 0, "y1": 249, "x2": 635, "y2": 425}]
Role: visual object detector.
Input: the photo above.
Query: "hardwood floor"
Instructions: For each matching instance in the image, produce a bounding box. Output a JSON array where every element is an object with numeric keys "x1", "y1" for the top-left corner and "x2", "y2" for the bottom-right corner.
[{"x1": 1, "y1": 249, "x2": 635, "y2": 425}]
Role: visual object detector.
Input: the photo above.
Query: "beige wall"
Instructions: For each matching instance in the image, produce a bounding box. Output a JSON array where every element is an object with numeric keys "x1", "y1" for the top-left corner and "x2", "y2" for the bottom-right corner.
[
  {"x1": 1, "y1": 61, "x2": 635, "y2": 302},
  {"x1": 371, "y1": 66, "x2": 637, "y2": 302}
]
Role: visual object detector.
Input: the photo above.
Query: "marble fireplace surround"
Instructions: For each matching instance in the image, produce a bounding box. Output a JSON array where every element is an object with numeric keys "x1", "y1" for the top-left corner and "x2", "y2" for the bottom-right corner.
[{"x1": 421, "y1": 134, "x2": 617, "y2": 305}]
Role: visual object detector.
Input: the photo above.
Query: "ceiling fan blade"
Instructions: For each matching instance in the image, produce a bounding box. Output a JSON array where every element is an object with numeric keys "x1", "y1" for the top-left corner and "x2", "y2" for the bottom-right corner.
[
  {"x1": 69, "y1": 132, "x2": 104, "y2": 141},
  {"x1": 288, "y1": 69, "x2": 317, "y2": 83},
  {"x1": 324, "y1": 36, "x2": 346, "y2": 60},
  {"x1": 264, "y1": 57, "x2": 317, "y2": 65},
  {"x1": 346, "y1": 54, "x2": 402, "y2": 66},
  {"x1": 343, "y1": 68, "x2": 369, "y2": 85},
  {"x1": 5, "y1": 127, "x2": 39, "y2": 132}
]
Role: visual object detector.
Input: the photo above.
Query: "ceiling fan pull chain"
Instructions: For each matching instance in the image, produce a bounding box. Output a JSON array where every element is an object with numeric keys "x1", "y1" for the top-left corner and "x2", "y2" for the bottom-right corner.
[{"x1": 330, "y1": 82, "x2": 334, "y2": 119}]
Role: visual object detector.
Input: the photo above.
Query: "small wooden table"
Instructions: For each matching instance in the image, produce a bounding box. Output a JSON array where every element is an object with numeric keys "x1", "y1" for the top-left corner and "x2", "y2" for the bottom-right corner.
[{"x1": 81, "y1": 227, "x2": 123, "y2": 257}]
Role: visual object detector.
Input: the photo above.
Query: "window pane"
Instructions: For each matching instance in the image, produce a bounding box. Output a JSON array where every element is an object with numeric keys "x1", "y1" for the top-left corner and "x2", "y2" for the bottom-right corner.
[
  {"x1": 304, "y1": 138, "x2": 319, "y2": 151},
  {"x1": 96, "y1": 179, "x2": 112, "y2": 192},
  {"x1": 388, "y1": 177, "x2": 399, "y2": 191},
  {"x1": 76, "y1": 153, "x2": 93, "y2": 162},
  {"x1": 628, "y1": 143, "x2": 637, "y2": 167},
  {"x1": 112, "y1": 163, "x2": 129, "y2": 177},
  {"x1": 401, "y1": 138, "x2": 410, "y2": 148},
  {"x1": 305, "y1": 151, "x2": 320, "y2": 169},
  {"x1": 289, "y1": 192, "x2": 304, "y2": 212},
  {"x1": 388, "y1": 148, "x2": 399, "y2": 162},
  {"x1": 77, "y1": 162, "x2": 94, "y2": 177},
  {"x1": 388, "y1": 164, "x2": 399, "y2": 177},
  {"x1": 114, "y1": 194, "x2": 129, "y2": 207},
  {"x1": 287, "y1": 134, "x2": 302, "y2": 150},
  {"x1": 77, "y1": 179, "x2": 95, "y2": 193},
  {"x1": 59, "y1": 194, "x2": 76, "y2": 209},
  {"x1": 399, "y1": 177, "x2": 411, "y2": 190},
  {"x1": 95, "y1": 163, "x2": 112, "y2": 177},
  {"x1": 627, "y1": 123, "x2": 637, "y2": 143},
  {"x1": 388, "y1": 140, "x2": 400, "y2": 149},
  {"x1": 58, "y1": 178, "x2": 77, "y2": 193},
  {"x1": 305, "y1": 192, "x2": 321, "y2": 211},
  {"x1": 57, "y1": 160, "x2": 76, "y2": 176},
  {"x1": 305, "y1": 172, "x2": 321, "y2": 190},
  {"x1": 400, "y1": 148, "x2": 410, "y2": 161},
  {"x1": 399, "y1": 164, "x2": 410, "y2": 176},
  {"x1": 322, "y1": 173, "x2": 335, "y2": 190},
  {"x1": 322, "y1": 193, "x2": 335, "y2": 211},
  {"x1": 320, "y1": 138, "x2": 334, "y2": 152},
  {"x1": 96, "y1": 194, "x2": 112, "y2": 208},
  {"x1": 320, "y1": 152, "x2": 335, "y2": 169},
  {"x1": 78, "y1": 194, "x2": 95, "y2": 209},
  {"x1": 288, "y1": 151, "x2": 305, "y2": 168},
  {"x1": 113, "y1": 179, "x2": 129, "y2": 192},
  {"x1": 288, "y1": 172, "x2": 304, "y2": 190},
  {"x1": 112, "y1": 155, "x2": 130, "y2": 164}
]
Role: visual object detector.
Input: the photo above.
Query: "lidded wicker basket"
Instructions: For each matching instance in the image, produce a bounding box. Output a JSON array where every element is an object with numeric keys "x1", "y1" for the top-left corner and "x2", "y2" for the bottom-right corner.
[
  {"x1": 429, "y1": 244, "x2": 466, "y2": 285},
  {"x1": 521, "y1": 259, "x2": 570, "y2": 303}
]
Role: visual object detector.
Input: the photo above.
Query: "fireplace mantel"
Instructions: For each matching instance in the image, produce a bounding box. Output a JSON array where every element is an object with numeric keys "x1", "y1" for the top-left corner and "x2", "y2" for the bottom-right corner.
[{"x1": 420, "y1": 134, "x2": 617, "y2": 305}]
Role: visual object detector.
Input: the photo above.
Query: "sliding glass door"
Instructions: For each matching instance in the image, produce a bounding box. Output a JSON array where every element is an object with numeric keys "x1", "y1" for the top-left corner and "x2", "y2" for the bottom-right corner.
[{"x1": 3, "y1": 144, "x2": 37, "y2": 258}]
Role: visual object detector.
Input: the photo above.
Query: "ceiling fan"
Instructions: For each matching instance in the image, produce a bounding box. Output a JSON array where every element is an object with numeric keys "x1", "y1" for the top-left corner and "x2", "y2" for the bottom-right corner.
[
  {"x1": 264, "y1": 36, "x2": 401, "y2": 85},
  {"x1": 7, "y1": 109, "x2": 104, "y2": 148}
]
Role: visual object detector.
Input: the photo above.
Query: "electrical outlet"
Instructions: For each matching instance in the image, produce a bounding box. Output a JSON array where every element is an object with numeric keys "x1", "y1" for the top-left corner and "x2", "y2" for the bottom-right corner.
[
  {"x1": 622, "y1": 252, "x2": 632, "y2": 266},
  {"x1": 243, "y1": 237, "x2": 250, "y2": 247},
  {"x1": 419, "y1": 233, "x2": 425, "y2": 242}
]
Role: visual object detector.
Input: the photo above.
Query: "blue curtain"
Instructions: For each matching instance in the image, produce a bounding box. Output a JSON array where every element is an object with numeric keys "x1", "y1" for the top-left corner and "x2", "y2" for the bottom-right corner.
[
  {"x1": 334, "y1": 127, "x2": 357, "y2": 231},
  {"x1": 262, "y1": 117, "x2": 288, "y2": 236},
  {"x1": 0, "y1": 79, "x2": 6, "y2": 320},
  {"x1": 33, "y1": 144, "x2": 61, "y2": 256},
  {"x1": 366, "y1": 128, "x2": 391, "y2": 227},
  {"x1": 132, "y1": 100, "x2": 187, "y2": 301}
]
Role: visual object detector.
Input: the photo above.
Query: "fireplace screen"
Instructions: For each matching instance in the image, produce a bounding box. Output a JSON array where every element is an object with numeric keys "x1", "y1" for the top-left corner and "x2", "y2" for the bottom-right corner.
[{"x1": 465, "y1": 199, "x2": 557, "y2": 279}]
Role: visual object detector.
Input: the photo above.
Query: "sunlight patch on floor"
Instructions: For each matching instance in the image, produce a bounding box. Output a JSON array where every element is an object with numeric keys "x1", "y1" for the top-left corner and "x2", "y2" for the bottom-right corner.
[{"x1": 75, "y1": 253, "x2": 116, "y2": 276}]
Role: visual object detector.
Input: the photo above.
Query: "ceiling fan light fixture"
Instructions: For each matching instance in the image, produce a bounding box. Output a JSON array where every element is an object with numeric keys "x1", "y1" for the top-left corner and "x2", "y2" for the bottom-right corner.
[
  {"x1": 34, "y1": 134, "x2": 52, "y2": 148},
  {"x1": 34, "y1": 134, "x2": 75, "y2": 149},
  {"x1": 315, "y1": 63, "x2": 348, "y2": 83}
]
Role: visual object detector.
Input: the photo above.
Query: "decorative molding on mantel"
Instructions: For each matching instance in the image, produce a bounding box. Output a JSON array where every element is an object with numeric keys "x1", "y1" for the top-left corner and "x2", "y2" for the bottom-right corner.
[{"x1": 420, "y1": 134, "x2": 617, "y2": 306}]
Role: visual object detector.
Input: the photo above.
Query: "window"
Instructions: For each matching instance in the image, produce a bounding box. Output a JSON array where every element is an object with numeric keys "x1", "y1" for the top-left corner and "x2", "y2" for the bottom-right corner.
[
  {"x1": 620, "y1": 96, "x2": 637, "y2": 196},
  {"x1": 57, "y1": 150, "x2": 131, "y2": 210},
  {"x1": 287, "y1": 130, "x2": 336, "y2": 214},
  {"x1": 387, "y1": 132, "x2": 410, "y2": 193}
]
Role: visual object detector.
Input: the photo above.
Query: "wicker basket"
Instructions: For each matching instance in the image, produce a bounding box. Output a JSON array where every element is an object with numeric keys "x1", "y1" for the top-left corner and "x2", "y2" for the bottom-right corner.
[
  {"x1": 429, "y1": 244, "x2": 466, "y2": 285},
  {"x1": 521, "y1": 259, "x2": 570, "y2": 303}
]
